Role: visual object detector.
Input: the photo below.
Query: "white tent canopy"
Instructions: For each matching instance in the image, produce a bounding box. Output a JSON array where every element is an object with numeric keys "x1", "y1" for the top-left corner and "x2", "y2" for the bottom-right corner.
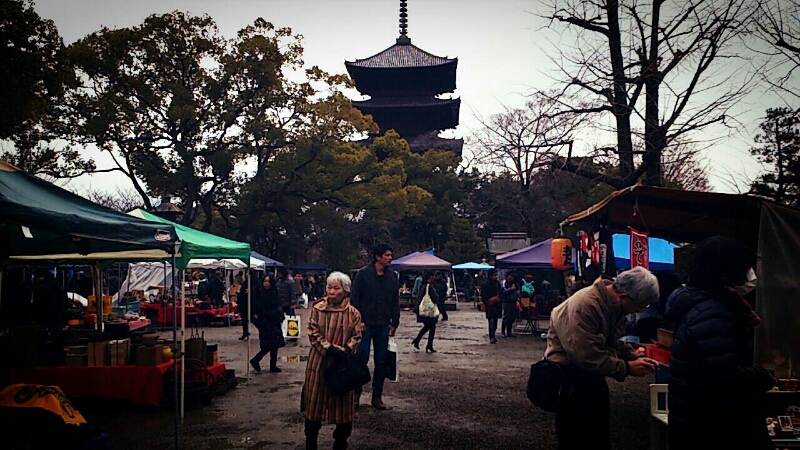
[{"x1": 112, "y1": 257, "x2": 264, "y2": 303}]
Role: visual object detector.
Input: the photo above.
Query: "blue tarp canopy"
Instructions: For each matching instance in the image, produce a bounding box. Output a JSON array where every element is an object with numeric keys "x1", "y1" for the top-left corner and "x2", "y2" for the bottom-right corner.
[
  {"x1": 250, "y1": 251, "x2": 285, "y2": 267},
  {"x1": 290, "y1": 262, "x2": 330, "y2": 272},
  {"x1": 452, "y1": 262, "x2": 494, "y2": 270},
  {"x1": 612, "y1": 234, "x2": 678, "y2": 272}
]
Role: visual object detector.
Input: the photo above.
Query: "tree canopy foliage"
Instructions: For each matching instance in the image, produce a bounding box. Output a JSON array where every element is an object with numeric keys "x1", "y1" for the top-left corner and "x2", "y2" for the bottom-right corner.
[
  {"x1": 750, "y1": 108, "x2": 800, "y2": 206},
  {"x1": 0, "y1": 0, "x2": 94, "y2": 178}
]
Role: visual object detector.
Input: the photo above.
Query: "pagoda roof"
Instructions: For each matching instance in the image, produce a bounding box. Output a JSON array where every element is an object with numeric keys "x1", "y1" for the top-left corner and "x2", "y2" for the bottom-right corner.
[
  {"x1": 353, "y1": 97, "x2": 460, "y2": 109},
  {"x1": 346, "y1": 39, "x2": 456, "y2": 69}
]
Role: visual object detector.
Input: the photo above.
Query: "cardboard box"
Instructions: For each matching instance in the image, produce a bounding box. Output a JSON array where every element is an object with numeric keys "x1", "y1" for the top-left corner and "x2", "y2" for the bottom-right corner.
[
  {"x1": 134, "y1": 345, "x2": 167, "y2": 366},
  {"x1": 206, "y1": 350, "x2": 219, "y2": 366},
  {"x1": 65, "y1": 354, "x2": 88, "y2": 367},
  {"x1": 88, "y1": 341, "x2": 109, "y2": 367},
  {"x1": 109, "y1": 339, "x2": 130, "y2": 366}
]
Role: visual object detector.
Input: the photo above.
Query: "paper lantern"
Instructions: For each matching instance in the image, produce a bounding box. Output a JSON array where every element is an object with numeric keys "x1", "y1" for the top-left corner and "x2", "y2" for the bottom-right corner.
[{"x1": 551, "y1": 238, "x2": 573, "y2": 271}]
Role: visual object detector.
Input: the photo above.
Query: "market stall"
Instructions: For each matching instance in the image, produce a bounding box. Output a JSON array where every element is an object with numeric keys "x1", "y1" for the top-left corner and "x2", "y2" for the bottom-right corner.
[
  {"x1": 560, "y1": 184, "x2": 800, "y2": 446},
  {"x1": 0, "y1": 161, "x2": 192, "y2": 448},
  {"x1": 127, "y1": 209, "x2": 251, "y2": 419},
  {"x1": 391, "y1": 253, "x2": 457, "y2": 310}
]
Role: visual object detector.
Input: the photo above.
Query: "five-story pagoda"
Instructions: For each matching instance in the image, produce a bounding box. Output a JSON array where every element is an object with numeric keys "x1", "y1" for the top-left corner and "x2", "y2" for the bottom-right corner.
[{"x1": 345, "y1": 0, "x2": 463, "y2": 155}]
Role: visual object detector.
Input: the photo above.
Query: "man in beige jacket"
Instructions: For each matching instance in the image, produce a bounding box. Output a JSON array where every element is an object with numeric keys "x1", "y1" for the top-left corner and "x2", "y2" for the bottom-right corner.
[{"x1": 545, "y1": 266, "x2": 661, "y2": 450}]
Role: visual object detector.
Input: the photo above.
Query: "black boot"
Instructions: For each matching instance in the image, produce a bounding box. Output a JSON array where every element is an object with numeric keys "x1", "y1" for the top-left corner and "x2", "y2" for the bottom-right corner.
[
  {"x1": 305, "y1": 420, "x2": 321, "y2": 450},
  {"x1": 332, "y1": 422, "x2": 352, "y2": 450}
]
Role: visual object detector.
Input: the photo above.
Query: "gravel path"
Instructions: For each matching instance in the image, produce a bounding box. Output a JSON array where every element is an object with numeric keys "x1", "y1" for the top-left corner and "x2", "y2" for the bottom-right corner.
[{"x1": 81, "y1": 307, "x2": 654, "y2": 449}]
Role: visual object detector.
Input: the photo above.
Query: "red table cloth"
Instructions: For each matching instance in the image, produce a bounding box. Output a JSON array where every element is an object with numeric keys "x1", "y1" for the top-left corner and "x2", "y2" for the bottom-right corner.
[
  {"x1": 9, "y1": 362, "x2": 227, "y2": 407},
  {"x1": 139, "y1": 303, "x2": 238, "y2": 325}
]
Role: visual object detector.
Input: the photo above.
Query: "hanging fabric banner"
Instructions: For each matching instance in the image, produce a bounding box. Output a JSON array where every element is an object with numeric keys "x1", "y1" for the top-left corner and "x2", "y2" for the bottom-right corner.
[{"x1": 629, "y1": 227, "x2": 649, "y2": 269}]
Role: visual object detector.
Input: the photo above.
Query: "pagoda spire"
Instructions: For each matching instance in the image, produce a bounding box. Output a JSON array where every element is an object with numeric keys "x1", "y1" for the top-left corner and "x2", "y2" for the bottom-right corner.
[{"x1": 397, "y1": 1, "x2": 410, "y2": 44}]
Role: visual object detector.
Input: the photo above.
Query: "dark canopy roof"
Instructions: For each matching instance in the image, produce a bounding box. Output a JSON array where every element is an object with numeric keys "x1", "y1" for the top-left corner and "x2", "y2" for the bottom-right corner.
[
  {"x1": 0, "y1": 161, "x2": 177, "y2": 264},
  {"x1": 561, "y1": 185, "x2": 765, "y2": 247}
]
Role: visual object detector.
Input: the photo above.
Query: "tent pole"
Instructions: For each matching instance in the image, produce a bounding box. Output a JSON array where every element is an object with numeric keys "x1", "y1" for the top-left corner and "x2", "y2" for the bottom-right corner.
[
  {"x1": 181, "y1": 272, "x2": 186, "y2": 422},
  {"x1": 170, "y1": 254, "x2": 179, "y2": 450},
  {"x1": 451, "y1": 272, "x2": 458, "y2": 310},
  {"x1": 93, "y1": 263, "x2": 104, "y2": 332},
  {"x1": 247, "y1": 270, "x2": 251, "y2": 382}
]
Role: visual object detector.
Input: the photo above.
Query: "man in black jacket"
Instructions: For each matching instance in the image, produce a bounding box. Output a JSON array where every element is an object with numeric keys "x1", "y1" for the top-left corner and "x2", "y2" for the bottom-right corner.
[
  {"x1": 276, "y1": 266, "x2": 295, "y2": 315},
  {"x1": 351, "y1": 243, "x2": 400, "y2": 410}
]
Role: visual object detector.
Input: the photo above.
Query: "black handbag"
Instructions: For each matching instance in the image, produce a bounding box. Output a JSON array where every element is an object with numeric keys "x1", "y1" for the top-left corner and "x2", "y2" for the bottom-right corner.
[
  {"x1": 324, "y1": 351, "x2": 371, "y2": 396},
  {"x1": 526, "y1": 359, "x2": 563, "y2": 412}
]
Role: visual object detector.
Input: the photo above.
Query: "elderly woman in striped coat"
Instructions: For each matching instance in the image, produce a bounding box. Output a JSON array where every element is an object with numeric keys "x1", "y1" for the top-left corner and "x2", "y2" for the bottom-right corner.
[{"x1": 302, "y1": 271, "x2": 363, "y2": 450}]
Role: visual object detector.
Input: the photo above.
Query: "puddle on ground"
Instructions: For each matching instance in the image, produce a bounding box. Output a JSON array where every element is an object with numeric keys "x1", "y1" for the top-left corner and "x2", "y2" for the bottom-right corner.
[
  {"x1": 280, "y1": 354, "x2": 308, "y2": 363},
  {"x1": 445, "y1": 324, "x2": 483, "y2": 330}
]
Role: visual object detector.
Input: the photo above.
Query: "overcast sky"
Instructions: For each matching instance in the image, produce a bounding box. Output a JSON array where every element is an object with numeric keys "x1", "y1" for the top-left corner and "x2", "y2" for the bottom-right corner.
[{"x1": 32, "y1": 0, "x2": 783, "y2": 194}]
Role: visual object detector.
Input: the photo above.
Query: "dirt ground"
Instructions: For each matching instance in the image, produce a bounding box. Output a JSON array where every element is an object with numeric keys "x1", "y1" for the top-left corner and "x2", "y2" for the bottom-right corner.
[{"x1": 81, "y1": 306, "x2": 654, "y2": 449}]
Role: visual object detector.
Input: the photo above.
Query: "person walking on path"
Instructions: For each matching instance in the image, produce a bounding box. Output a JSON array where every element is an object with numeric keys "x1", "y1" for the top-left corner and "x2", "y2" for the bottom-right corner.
[
  {"x1": 432, "y1": 271, "x2": 449, "y2": 321},
  {"x1": 665, "y1": 236, "x2": 774, "y2": 449},
  {"x1": 501, "y1": 273, "x2": 520, "y2": 338},
  {"x1": 545, "y1": 267, "x2": 661, "y2": 450},
  {"x1": 302, "y1": 272, "x2": 363, "y2": 450},
  {"x1": 412, "y1": 271, "x2": 439, "y2": 353},
  {"x1": 481, "y1": 270, "x2": 502, "y2": 344},
  {"x1": 237, "y1": 271, "x2": 252, "y2": 340},
  {"x1": 350, "y1": 243, "x2": 400, "y2": 410},
  {"x1": 249, "y1": 274, "x2": 285, "y2": 373}
]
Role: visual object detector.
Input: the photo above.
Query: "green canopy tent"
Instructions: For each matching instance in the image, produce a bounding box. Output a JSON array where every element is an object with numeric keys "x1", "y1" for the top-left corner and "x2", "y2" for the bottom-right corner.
[
  {"x1": 128, "y1": 209, "x2": 249, "y2": 269},
  {"x1": 0, "y1": 161, "x2": 178, "y2": 265},
  {"x1": 128, "y1": 209, "x2": 251, "y2": 420}
]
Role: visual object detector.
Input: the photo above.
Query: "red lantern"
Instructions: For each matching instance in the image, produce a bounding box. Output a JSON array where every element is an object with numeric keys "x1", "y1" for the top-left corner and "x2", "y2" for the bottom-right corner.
[{"x1": 551, "y1": 238, "x2": 573, "y2": 271}]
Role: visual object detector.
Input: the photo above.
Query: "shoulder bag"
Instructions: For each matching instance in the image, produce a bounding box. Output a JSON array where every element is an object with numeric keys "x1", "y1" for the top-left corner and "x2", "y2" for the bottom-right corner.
[{"x1": 526, "y1": 358, "x2": 563, "y2": 412}]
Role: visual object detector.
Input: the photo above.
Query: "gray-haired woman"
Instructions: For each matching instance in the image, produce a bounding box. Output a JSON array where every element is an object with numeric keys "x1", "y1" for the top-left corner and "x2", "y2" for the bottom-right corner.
[{"x1": 302, "y1": 271, "x2": 363, "y2": 450}]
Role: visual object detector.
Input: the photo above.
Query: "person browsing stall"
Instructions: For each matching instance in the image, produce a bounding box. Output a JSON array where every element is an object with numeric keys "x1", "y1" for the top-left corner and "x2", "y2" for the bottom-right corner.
[
  {"x1": 350, "y1": 243, "x2": 400, "y2": 410},
  {"x1": 665, "y1": 236, "x2": 775, "y2": 449},
  {"x1": 545, "y1": 266, "x2": 661, "y2": 450}
]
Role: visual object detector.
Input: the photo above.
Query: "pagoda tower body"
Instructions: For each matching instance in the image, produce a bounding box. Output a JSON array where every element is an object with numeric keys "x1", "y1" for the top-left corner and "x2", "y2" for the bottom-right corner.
[{"x1": 345, "y1": 1, "x2": 463, "y2": 155}]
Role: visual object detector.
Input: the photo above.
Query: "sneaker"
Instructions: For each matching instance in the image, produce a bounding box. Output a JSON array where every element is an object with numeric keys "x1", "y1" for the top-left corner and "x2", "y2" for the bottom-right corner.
[{"x1": 490, "y1": 338, "x2": 497, "y2": 344}]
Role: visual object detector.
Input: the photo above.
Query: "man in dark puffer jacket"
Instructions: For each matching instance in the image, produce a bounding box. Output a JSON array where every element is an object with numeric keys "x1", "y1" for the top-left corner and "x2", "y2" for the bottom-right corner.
[{"x1": 665, "y1": 236, "x2": 774, "y2": 449}]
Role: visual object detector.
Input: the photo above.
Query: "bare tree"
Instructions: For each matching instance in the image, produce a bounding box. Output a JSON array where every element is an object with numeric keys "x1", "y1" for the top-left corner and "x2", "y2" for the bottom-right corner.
[
  {"x1": 753, "y1": 0, "x2": 800, "y2": 103},
  {"x1": 78, "y1": 187, "x2": 145, "y2": 212},
  {"x1": 472, "y1": 96, "x2": 580, "y2": 187},
  {"x1": 470, "y1": 96, "x2": 582, "y2": 234},
  {"x1": 661, "y1": 140, "x2": 711, "y2": 191},
  {"x1": 541, "y1": 0, "x2": 755, "y2": 188}
]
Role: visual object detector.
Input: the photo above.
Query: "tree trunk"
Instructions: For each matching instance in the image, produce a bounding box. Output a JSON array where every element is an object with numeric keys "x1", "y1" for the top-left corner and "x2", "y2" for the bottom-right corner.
[
  {"x1": 606, "y1": 0, "x2": 635, "y2": 178},
  {"x1": 644, "y1": 0, "x2": 664, "y2": 187}
]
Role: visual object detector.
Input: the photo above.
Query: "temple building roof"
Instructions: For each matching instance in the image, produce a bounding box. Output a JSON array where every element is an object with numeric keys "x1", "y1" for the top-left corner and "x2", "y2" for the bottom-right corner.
[{"x1": 346, "y1": 39, "x2": 456, "y2": 70}]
